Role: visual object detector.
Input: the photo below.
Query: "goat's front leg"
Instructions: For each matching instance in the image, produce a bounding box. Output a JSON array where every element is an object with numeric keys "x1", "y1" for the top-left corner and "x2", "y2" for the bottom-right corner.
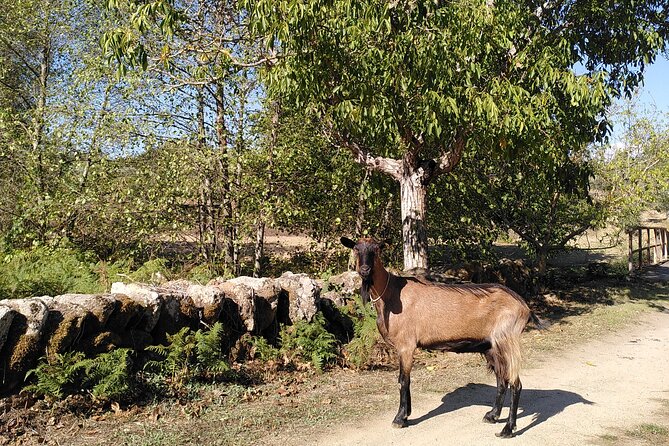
[{"x1": 392, "y1": 349, "x2": 414, "y2": 428}]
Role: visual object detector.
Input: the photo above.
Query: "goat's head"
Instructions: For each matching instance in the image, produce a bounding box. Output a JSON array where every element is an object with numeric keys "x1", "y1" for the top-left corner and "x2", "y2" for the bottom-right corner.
[{"x1": 341, "y1": 237, "x2": 384, "y2": 303}]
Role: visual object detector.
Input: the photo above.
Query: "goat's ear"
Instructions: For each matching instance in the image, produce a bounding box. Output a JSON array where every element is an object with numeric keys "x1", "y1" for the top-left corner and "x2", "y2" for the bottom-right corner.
[{"x1": 340, "y1": 237, "x2": 356, "y2": 249}]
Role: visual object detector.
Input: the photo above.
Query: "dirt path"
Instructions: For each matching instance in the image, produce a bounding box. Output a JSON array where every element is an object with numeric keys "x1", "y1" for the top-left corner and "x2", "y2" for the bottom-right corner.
[{"x1": 309, "y1": 309, "x2": 669, "y2": 446}]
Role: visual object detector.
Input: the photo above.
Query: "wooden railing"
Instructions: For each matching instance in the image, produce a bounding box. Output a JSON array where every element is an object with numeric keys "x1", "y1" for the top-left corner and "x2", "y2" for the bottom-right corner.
[{"x1": 627, "y1": 225, "x2": 669, "y2": 272}]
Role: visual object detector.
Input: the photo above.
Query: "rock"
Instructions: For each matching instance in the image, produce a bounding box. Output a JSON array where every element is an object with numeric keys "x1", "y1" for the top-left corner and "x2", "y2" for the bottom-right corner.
[
  {"x1": 105, "y1": 294, "x2": 144, "y2": 332},
  {"x1": 227, "y1": 277, "x2": 281, "y2": 332},
  {"x1": 119, "y1": 329, "x2": 153, "y2": 351},
  {"x1": 0, "y1": 305, "x2": 16, "y2": 354},
  {"x1": 320, "y1": 290, "x2": 347, "y2": 308},
  {"x1": 79, "y1": 331, "x2": 122, "y2": 355},
  {"x1": 163, "y1": 280, "x2": 226, "y2": 325},
  {"x1": 216, "y1": 281, "x2": 257, "y2": 333},
  {"x1": 0, "y1": 298, "x2": 49, "y2": 394},
  {"x1": 37, "y1": 294, "x2": 118, "y2": 361},
  {"x1": 53, "y1": 294, "x2": 117, "y2": 330},
  {"x1": 38, "y1": 296, "x2": 89, "y2": 362},
  {"x1": 276, "y1": 272, "x2": 320, "y2": 323},
  {"x1": 110, "y1": 282, "x2": 162, "y2": 332},
  {"x1": 327, "y1": 271, "x2": 361, "y2": 296},
  {"x1": 153, "y1": 291, "x2": 199, "y2": 342}
]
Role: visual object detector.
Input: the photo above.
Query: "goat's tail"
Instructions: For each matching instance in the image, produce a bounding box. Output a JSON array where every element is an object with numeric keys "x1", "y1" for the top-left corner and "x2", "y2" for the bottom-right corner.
[
  {"x1": 529, "y1": 311, "x2": 547, "y2": 330},
  {"x1": 488, "y1": 314, "x2": 526, "y2": 384}
]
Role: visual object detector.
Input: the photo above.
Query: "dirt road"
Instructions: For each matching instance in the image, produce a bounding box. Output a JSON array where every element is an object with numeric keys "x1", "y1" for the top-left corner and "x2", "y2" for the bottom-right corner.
[{"x1": 311, "y1": 309, "x2": 669, "y2": 446}]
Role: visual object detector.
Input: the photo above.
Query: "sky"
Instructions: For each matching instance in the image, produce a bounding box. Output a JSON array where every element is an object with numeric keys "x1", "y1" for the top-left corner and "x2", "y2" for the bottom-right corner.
[
  {"x1": 636, "y1": 56, "x2": 669, "y2": 113},
  {"x1": 607, "y1": 56, "x2": 669, "y2": 145}
]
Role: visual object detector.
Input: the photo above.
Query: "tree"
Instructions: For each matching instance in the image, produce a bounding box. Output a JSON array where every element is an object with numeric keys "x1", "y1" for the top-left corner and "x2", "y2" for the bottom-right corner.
[
  {"x1": 247, "y1": 0, "x2": 668, "y2": 270},
  {"x1": 593, "y1": 103, "x2": 669, "y2": 230},
  {"x1": 101, "y1": 0, "x2": 267, "y2": 272}
]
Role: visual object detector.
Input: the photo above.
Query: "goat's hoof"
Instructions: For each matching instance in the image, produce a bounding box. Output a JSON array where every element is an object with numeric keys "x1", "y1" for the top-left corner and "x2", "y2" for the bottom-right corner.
[
  {"x1": 495, "y1": 425, "x2": 516, "y2": 438},
  {"x1": 391, "y1": 419, "x2": 407, "y2": 429},
  {"x1": 482, "y1": 412, "x2": 499, "y2": 424}
]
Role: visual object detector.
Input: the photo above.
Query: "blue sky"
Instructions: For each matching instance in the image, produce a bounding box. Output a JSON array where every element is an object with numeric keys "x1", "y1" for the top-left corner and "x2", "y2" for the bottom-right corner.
[
  {"x1": 636, "y1": 56, "x2": 669, "y2": 112},
  {"x1": 608, "y1": 56, "x2": 669, "y2": 144}
]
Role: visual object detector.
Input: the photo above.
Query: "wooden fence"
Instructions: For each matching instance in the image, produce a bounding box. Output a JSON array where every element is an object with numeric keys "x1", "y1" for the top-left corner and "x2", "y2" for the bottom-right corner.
[{"x1": 627, "y1": 225, "x2": 669, "y2": 272}]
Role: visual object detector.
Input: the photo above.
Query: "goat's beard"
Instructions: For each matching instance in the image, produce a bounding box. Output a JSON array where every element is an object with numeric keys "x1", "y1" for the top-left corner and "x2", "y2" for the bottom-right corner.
[{"x1": 360, "y1": 276, "x2": 373, "y2": 304}]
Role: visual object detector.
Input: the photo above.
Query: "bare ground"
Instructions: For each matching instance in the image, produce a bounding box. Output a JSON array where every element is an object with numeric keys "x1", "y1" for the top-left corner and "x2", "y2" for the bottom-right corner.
[{"x1": 302, "y1": 308, "x2": 669, "y2": 446}]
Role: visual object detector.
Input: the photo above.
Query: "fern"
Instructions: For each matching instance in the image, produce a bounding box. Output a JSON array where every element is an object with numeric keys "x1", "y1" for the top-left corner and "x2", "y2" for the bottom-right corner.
[
  {"x1": 81, "y1": 349, "x2": 134, "y2": 400},
  {"x1": 145, "y1": 327, "x2": 196, "y2": 387},
  {"x1": 280, "y1": 313, "x2": 339, "y2": 372},
  {"x1": 345, "y1": 297, "x2": 380, "y2": 369},
  {"x1": 195, "y1": 322, "x2": 230, "y2": 377},
  {"x1": 25, "y1": 349, "x2": 134, "y2": 401},
  {"x1": 145, "y1": 323, "x2": 230, "y2": 389},
  {"x1": 249, "y1": 335, "x2": 280, "y2": 362},
  {"x1": 25, "y1": 352, "x2": 88, "y2": 399}
]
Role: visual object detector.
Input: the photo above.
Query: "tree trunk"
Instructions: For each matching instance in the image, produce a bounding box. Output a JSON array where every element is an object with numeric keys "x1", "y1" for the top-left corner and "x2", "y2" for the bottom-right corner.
[
  {"x1": 253, "y1": 100, "x2": 280, "y2": 277},
  {"x1": 400, "y1": 173, "x2": 429, "y2": 271},
  {"x1": 349, "y1": 168, "x2": 371, "y2": 270},
  {"x1": 337, "y1": 128, "x2": 467, "y2": 272},
  {"x1": 253, "y1": 220, "x2": 265, "y2": 277},
  {"x1": 536, "y1": 246, "x2": 548, "y2": 275},
  {"x1": 215, "y1": 83, "x2": 235, "y2": 269}
]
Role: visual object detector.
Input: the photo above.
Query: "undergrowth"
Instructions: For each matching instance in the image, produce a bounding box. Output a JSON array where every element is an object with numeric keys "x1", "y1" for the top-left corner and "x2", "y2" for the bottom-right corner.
[
  {"x1": 25, "y1": 349, "x2": 134, "y2": 401},
  {"x1": 0, "y1": 246, "x2": 172, "y2": 299},
  {"x1": 145, "y1": 322, "x2": 230, "y2": 393},
  {"x1": 344, "y1": 297, "x2": 380, "y2": 369},
  {"x1": 279, "y1": 313, "x2": 339, "y2": 372}
]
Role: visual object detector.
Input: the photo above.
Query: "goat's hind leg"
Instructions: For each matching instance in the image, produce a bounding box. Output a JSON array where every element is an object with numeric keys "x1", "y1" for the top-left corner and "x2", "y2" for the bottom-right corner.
[
  {"x1": 497, "y1": 378, "x2": 522, "y2": 438},
  {"x1": 483, "y1": 372, "x2": 508, "y2": 424},
  {"x1": 483, "y1": 350, "x2": 508, "y2": 424}
]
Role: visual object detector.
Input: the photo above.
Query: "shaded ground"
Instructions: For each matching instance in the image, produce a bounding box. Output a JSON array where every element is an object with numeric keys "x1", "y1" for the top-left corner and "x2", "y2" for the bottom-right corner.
[{"x1": 638, "y1": 261, "x2": 669, "y2": 282}]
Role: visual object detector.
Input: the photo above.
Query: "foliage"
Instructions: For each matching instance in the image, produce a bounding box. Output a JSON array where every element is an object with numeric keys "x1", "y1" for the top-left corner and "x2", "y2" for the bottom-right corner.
[
  {"x1": 593, "y1": 105, "x2": 669, "y2": 229},
  {"x1": 145, "y1": 323, "x2": 230, "y2": 391},
  {"x1": 245, "y1": 0, "x2": 668, "y2": 269},
  {"x1": 248, "y1": 335, "x2": 280, "y2": 362},
  {"x1": 25, "y1": 352, "x2": 89, "y2": 400},
  {"x1": 25, "y1": 349, "x2": 134, "y2": 401},
  {"x1": 0, "y1": 247, "x2": 102, "y2": 299},
  {"x1": 280, "y1": 313, "x2": 339, "y2": 372},
  {"x1": 344, "y1": 298, "x2": 380, "y2": 369}
]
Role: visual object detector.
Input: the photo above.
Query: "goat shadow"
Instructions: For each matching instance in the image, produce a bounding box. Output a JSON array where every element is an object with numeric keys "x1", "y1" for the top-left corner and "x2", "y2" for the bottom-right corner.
[{"x1": 409, "y1": 383, "x2": 594, "y2": 436}]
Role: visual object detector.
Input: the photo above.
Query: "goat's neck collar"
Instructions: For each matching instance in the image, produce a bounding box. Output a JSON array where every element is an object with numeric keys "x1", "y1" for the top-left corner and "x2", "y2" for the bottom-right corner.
[{"x1": 370, "y1": 268, "x2": 390, "y2": 303}]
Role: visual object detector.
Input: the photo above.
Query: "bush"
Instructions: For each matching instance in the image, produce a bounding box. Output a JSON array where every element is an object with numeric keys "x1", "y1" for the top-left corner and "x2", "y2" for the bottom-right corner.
[
  {"x1": 0, "y1": 247, "x2": 102, "y2": 299},
  {"x1": 280, "y1": 313, "x2": 339, "y2": 372},
  {"x1": 344, "y1": 298, "x2": 380, "y2": 369},
  {"x1": 145, "y1": 322, "x2": 230, "y2": 392}
]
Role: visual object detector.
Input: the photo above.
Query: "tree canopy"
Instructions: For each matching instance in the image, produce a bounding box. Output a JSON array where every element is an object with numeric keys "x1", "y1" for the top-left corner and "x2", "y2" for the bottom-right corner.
[{"x1": 245, "y1": 0, "x2": 668, "y2": 270}]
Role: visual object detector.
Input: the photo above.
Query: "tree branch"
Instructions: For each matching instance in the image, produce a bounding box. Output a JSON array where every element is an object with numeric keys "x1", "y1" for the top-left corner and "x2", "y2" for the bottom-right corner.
[
  {"x1": 326, "y1": 126, "x2": 402, "y2": 180},
  {"x1": 433, "y1": 127, "x2": 469, "y2": 176}
]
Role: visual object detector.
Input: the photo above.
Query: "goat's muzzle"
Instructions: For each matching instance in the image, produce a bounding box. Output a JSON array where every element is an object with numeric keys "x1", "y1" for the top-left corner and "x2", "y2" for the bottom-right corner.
[{"x1": 359, "y1": 265, "x2": 371, "y2": 278}]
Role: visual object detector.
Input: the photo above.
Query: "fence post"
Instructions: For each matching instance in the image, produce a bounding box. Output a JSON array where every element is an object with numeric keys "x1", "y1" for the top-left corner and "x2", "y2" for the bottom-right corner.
[
  {"x1": 638, "y1": 228, "x2": 643, "y2": 267},
  {"x1": 628, "y1": 231, "x2": 634, "y2": 271}
]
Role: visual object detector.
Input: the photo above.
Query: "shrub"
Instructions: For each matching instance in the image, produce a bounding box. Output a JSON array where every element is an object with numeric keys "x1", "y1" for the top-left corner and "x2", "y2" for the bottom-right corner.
[
  {"x1": 25, "y1": 349, "x2": 134, "y2": 401},
  {"x1": 145, "y1": 322, "x2": 230, "y2": 391},
  {"x1": 0, "y1": 247, "x2": 102, "y2": 299},
  {"x1": 280, "y1": 313, "x2": 339, "y2": 372},
  {"x1": 344, "y1": 298, "x2": 380, "y2": 369}
]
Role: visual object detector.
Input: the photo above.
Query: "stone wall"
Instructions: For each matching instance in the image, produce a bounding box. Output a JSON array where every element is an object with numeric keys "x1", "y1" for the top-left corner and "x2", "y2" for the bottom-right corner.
[{"x1": 0, "y1": 271, "x2": 362, "y2": 396}]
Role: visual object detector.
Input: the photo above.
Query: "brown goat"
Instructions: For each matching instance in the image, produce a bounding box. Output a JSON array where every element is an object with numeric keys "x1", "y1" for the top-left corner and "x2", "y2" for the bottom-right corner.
[{"x1": 341, "y1": 237, "x2": 542, "y2": 438}]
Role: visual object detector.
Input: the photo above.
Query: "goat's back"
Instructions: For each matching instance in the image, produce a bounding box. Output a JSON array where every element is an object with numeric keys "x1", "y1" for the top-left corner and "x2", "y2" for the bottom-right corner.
[{"x1": 392, "y1": 278, "x2": 531, "y2": 348}]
